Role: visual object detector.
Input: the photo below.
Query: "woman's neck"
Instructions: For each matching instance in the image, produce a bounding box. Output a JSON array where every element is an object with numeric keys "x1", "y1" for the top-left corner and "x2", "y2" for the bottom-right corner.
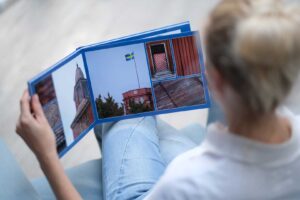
[{"x1": 227, "y1": 111, "x2": 292, "y2": 144}]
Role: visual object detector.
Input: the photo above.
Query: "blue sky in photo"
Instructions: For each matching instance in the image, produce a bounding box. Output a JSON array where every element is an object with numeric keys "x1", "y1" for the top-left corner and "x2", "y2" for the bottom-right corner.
[
  {"x1": 52, "y1": 55, "x2": 87, "y2": 146},
  {"x1": 85, "y1": 43, "x2": 152, "y2": 105}
]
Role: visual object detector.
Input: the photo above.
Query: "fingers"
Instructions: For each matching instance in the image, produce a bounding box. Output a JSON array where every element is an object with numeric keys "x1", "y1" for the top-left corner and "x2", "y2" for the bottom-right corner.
[
  {"x1": 17, "y1": 90, "x2": 32, "y2": 135},
  {"x1": 20, "y1": 90, "x2": 32, "y2": 118},
  {"x1": 31, "y1": 94, "x2": 46, "y2": 121}
]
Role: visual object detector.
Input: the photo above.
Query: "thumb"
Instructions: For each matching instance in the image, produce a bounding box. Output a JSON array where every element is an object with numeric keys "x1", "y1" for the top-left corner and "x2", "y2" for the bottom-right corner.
[{"x1": 31, "y1": 94, "x2": 47, "y2": 121}]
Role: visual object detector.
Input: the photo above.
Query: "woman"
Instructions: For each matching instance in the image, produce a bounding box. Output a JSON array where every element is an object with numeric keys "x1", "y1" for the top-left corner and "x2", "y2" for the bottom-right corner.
[{"x1": 16, "y1": 0, "x2": 300, "y2": 199}]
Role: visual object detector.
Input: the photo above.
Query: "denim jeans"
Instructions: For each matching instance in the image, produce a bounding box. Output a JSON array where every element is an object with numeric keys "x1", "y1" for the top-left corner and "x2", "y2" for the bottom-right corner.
[
  {"x1": 99, "y1": 117, "x2": 165, "y2": 200},
  {"x1": 98, "y1": 98, "x2": 224, "y2": 200}
]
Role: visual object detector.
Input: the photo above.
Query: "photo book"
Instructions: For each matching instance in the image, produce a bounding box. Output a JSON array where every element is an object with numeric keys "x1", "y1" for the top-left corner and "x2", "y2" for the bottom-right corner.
[{"x1": 28, "y1": 22, "x2": 211, "y2": 157}]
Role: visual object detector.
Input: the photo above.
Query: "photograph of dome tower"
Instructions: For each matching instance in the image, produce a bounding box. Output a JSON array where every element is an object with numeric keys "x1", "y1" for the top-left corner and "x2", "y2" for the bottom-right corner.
[
  {"x1": 50, "y1": 54, "x2": 95, "y2": 145},
  {"x1": 70, "y1": 64, "x2": 94, "y2": 139}
]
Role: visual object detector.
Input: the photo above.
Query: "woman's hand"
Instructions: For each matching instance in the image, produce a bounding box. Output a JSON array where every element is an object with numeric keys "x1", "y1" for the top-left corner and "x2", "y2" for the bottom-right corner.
[
  {"x1": 16, "y1": 89, "x2": 82, "y2": 200},
  {"x1": 16, "y1": 90, "x2": 57, "y2": 161}
]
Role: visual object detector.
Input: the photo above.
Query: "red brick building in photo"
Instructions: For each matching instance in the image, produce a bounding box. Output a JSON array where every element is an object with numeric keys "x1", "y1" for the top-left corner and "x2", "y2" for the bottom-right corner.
[
  {"x1": 71, "y1": 65, "x2": 94, "y2": 139},
  {"x1": 35, "y1": 75, "x2": 66, "y2": 153},
  {"x1": 122, "y1": 88, "x2": 153, "y2": 114}
]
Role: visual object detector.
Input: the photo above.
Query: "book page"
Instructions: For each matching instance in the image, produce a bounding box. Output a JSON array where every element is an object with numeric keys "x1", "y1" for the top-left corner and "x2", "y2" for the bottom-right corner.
[{"x1": 85, "y1": 32, "x2": 209, "y2": 122}]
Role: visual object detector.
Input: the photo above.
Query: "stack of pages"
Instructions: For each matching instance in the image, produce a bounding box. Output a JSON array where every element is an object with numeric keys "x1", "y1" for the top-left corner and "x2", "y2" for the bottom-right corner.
[{"x1": 28, "y1": 22, "x2": 210, "y2": 156}]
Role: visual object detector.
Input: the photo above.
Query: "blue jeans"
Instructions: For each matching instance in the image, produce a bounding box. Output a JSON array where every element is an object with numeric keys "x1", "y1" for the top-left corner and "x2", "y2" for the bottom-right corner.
[
  {"x1": 100, "y1": 117, "x2": 165, "y2": 200},
  {"x1": 99, "y1": 98, "x2": 224, "y2": 200}
]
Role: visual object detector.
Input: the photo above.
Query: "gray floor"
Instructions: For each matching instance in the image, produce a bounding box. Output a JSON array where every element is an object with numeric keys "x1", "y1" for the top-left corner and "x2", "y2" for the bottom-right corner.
[{"x1": 0, "y1": 0, "x2": 217, "y2": 179}]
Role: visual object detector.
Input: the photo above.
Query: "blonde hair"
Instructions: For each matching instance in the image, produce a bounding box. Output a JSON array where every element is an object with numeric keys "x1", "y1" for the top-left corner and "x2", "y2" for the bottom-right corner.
[{"x1": 206, "y1": 0, "x2": 300, "y2": 113}]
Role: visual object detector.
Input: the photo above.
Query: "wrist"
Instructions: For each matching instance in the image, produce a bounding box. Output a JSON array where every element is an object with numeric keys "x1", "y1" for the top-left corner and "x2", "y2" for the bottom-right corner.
[{"x1": 37, "y1": 151, "x2": 59, "y2": 169}]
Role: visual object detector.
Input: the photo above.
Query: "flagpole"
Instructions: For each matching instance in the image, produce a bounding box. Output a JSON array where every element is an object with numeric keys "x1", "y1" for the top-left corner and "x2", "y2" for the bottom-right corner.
[{"x1": 132, "y1": 52, "x2": 141, "y2": 88}]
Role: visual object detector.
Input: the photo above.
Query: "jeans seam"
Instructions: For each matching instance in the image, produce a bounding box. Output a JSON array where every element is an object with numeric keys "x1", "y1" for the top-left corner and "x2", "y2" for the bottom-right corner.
[{"x1": 115, "y1": 117, "x2": 146, "y2": 199}]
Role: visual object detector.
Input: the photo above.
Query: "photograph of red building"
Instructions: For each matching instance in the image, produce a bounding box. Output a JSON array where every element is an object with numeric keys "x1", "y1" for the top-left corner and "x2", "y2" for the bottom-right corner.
[
  {"x1": 146, "y1": 35, "x2": 205, "y2": 110},
  {"x1": 86, "y1": 43, "x2": 155, "y2": 119},
  {"x1": 122, "y1": 88, "x2": 153, "y2": 114},
  {"x1": 35, "y1": 75, "x2": 66, "y2": 153},
  {"x1": 86, "y1": 34, "x2": 204, "y2": 117},
  {"x1": 70, "y1": 65, "x2": 94, "y2": 139},
  {"x1": 146, "y1": 35, "x2": 202, "y2": 81}
]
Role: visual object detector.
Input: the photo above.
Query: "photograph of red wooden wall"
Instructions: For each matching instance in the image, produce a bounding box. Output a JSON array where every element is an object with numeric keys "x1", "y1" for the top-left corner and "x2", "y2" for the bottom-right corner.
[
  {"x1": 146, "y1": 40, "x2": 175, "y2": 81},
  {"x1": 172, "y1": 35, "x2": 201, "y2": 76}
]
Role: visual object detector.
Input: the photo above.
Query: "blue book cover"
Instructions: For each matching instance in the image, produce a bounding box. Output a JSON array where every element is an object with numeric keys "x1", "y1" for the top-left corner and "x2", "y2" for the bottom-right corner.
[{"x1": 28, "y1": 22, "x2": 210, "y2": 157}]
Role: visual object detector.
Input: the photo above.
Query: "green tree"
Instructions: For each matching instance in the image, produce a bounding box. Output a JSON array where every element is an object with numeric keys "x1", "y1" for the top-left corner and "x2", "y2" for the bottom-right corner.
[
  {"x1": 128, "y1": 100, "x2": 153, "y2": 114},
  {"x1": 95, "y1": 93, "x2": 124, "y2": 118}
]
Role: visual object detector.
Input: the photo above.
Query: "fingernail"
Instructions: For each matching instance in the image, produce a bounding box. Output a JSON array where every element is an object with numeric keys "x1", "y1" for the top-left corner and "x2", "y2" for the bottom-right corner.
[{"x1": 34, "y1": 94, "x2": 39, "y2": 100}]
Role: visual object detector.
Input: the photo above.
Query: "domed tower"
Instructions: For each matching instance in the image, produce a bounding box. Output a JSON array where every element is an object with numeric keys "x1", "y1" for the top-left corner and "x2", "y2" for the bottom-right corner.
[{"x1": 71, "y1": 64, "x2": 94, "y2": 139}]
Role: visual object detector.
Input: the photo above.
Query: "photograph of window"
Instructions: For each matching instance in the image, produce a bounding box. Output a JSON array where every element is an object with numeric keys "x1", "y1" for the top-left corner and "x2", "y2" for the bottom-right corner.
[
  {"x1": 145, "y1": 35, "x2": 202, "y2": 82},
  {"x1": 146, "y1": 40, "x2": 175, "y2": 81},
  {"x1": 85, "y1": 43, "x2": 155, "y2": 119},
  {"x1": 153, "y1": 76, "x2": 206, "y2": 110}
]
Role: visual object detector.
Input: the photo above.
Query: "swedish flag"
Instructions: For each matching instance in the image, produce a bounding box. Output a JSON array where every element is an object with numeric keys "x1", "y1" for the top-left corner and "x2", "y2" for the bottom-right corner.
[{"x1": 125, "y1": 52, "x2": 134, "y2": 61}]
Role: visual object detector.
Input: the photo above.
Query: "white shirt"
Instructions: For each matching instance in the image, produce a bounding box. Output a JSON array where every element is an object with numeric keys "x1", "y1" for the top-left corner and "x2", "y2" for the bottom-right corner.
[{"x1": 145, "y1": 109, "x2": 300, "y2": 200}]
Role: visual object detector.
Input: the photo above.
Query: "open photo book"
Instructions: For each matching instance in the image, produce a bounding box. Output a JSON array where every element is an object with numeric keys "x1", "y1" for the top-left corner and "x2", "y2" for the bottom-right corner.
[{"x1": 28, "y1": 22, "x2": 211, "y2": 157}]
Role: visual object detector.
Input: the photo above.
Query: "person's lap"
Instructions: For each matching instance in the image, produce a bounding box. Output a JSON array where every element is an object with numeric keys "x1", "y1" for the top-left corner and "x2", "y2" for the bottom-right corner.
[
  {"x1": 100, "y1": 117, "x2": 165, "y2": 200},
  {"x1": 98, "y1": 98, "x2": 224, "y2": 200}
]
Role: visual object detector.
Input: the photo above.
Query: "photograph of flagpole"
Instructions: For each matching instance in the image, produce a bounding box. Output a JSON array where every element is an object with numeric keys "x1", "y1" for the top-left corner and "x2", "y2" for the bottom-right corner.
[
  {"x1": 86, "y1": 43, "x2": 154, "y2": 119},
  {"x1": 125, "y1": 52, "x2": 140, "y2": 89}
]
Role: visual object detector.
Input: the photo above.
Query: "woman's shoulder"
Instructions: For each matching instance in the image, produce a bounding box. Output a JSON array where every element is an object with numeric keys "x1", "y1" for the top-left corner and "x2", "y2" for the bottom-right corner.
[
  {"x1": 161, "y1": 140, "x2": 222, "y2": 182},
  {"x1": 278, "y1": 106, "x2": 300, "y2": 121},
  {"x1": 145, "y1": 145, "x2": 219, "y2": 199},
  {"x1": 279, "y1": 106, "x2": 300, "y2": 137}
]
